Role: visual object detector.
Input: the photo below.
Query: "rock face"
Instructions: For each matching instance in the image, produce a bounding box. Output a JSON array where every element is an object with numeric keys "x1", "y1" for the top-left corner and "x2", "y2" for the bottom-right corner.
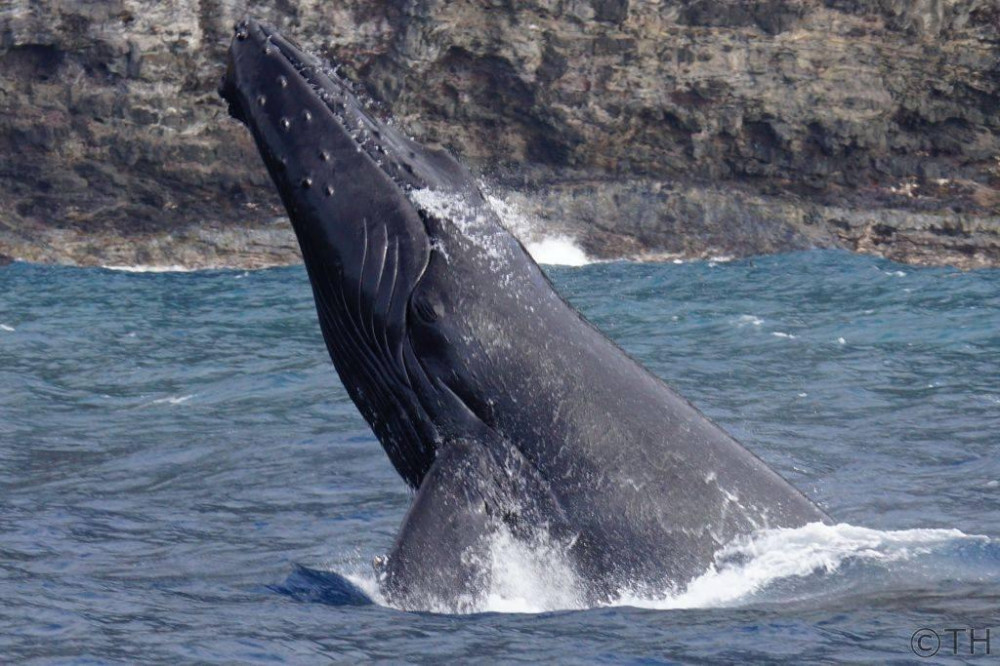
[{"x1": 1, "y1": 0, "x2": 997, "y2": 268}]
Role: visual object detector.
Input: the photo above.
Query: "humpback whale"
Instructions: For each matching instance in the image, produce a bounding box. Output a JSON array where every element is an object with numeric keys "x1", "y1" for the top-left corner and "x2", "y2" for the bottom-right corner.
[{"x1": 219, "y1": 19, "x2": 829, "y2": 610}]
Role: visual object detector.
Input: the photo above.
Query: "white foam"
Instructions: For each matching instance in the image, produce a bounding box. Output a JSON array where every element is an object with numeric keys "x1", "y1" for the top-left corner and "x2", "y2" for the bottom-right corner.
[
  {"x1": 616, "y1": 522, "x2": 980, "y2": 610},
  {"x1": 411, "y1": 187, "x2": 595, "y2": 275},
  {"x1": 102, "y1": 264, "x2": 195, "y2": 273},
  {"x1": 140, "y1": 394, "x2": 194, "y2": 407},
  {"x1": 483, "y1": 192, "x2": 532, "y2": 238},
  {"x1": 737, "y1": 315, "x2": 764, "y2": 327},
  {"x1": 346, "y1": 570, "x2": 386, "y2": 606},
  {"x1": 342, "y1": 525, "x2": 583, "y2": 614},
  {"x1": 479, "y1": 527, "x2": 583, "y2": 613},
  {"x1": 346, "y1": 521, "x2": 981, "y2": 615},
  {"x1": 484, "y1": 192, "x2": 592, "y2": 266},
  {"x1": 772, "y1": 331, "x2": 797, "y2": 339},
  {"x1": 524, "y1": 236, "x2": 590, "y2": 267},
  {"x1": 0, "y1": 324, "x2": 14, "y2": 332}
]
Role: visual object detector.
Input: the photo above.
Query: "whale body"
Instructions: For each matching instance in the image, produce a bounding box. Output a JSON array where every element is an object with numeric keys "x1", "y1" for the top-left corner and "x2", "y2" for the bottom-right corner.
[{"x1": 219, "y1": 18, "x2": 828, "y2": 610}]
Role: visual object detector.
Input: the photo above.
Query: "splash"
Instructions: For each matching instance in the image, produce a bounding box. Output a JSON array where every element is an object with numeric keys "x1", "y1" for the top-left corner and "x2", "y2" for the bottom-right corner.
[
  {"x1": 409, "y1": 188, "x2": 512, "y2": 269},
  {"x1": 484, "y1": 192, "x2": 592, "y2": 266},
  {"x1": 478, "y1": 527, "x2": 585, "y2": 613},
  {"x1": 345, "y1": 525, "x2": 585, "y2": 614},
  {"x1": 616, "y1": 523, "x2": 984, "y2": 610},
  {"x1": 524, "y1": 237, "x2": 590, "y2": 267},
  {"x1": 325, "y1": 522, "x2": 986, "y2": 615}
]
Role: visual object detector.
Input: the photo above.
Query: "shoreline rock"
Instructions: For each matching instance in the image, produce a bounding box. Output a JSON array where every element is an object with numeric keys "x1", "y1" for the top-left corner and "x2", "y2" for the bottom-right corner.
[
  {"x1": 4, "y1": 177, "x2": 996, "y2": 270},
  {"x1": 1, "y1": 0, "x2": 997, "y2": 270}
]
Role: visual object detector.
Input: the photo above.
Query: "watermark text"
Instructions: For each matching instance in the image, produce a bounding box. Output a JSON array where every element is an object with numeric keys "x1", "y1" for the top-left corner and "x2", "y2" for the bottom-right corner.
[{"x1": 912, "y1": 628, "x2": 992, "y2": 658}]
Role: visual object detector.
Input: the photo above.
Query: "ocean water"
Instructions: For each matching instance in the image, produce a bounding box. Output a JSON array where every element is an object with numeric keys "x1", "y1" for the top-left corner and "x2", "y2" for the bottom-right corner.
[{"x1": 1, "y1": 250, "x2": 998, "y2": 663}]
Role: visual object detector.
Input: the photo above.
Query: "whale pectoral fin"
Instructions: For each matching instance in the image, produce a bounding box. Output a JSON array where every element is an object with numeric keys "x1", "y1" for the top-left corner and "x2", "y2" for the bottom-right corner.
[{"x1": 379, "y1": 437, "x2": 508, "y2": 611}]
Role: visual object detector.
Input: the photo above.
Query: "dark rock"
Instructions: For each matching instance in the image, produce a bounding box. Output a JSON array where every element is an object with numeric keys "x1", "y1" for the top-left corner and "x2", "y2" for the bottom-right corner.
[
  {"x1": 592, "y1": 0, "x2": 630, "y2": 24},
  {"x1": 0, "y1": 0, "x2": 996, "y2": 269}
]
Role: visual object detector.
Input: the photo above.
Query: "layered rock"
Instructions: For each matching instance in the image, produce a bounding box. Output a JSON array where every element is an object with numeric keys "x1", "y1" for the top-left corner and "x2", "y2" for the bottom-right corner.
[{"x1": 0, "y1": 0, "x2": 997, "y2": 268}]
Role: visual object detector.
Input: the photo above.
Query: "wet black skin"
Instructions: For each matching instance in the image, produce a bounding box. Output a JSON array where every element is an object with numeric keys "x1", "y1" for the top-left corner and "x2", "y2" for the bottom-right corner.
[{"x1": 220, "y1": 19, "x2": 830, "y2": 610}]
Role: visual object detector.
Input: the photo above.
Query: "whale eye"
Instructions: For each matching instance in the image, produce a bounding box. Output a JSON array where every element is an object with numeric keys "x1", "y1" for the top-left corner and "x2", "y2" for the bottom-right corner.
[
  {"x1": 278, "y1": 75, "x2": 288, "y2": 88},
  {"x1": 412, "y1": 292, "x2": 444, "y2": 323},
  {"x1": 324, "y1": 185, "x2": 334, "y2": 197},
  {"x1": 301, "y1": 177, "x2": 312, "y2": 189},
  {"x1": 257, "y1": 95, "x2": 266, "y2": 106},
  {"x1": 319, "y1": 150, "x2": 330, "y2": 162},
  {"x1": 279, "y1": 117, "x2": 290, "y2": 130},
  {"x1": 303, "y1": 110, "x2": 312, "y2": 123}
]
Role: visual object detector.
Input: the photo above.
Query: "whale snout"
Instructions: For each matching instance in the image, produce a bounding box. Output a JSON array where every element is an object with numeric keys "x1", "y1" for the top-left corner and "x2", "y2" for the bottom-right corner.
[
  {"x1": 217, "y1": 19, "x2": 264, "y2": 126},
  {"x1": 218, "y1": 52, "x2": 244, "y2": 123}
]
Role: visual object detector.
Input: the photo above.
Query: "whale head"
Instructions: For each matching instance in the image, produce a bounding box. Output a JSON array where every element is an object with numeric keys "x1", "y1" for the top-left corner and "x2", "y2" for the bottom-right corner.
[
  {"x1": 219, "y1": 19, "x2": 550, "y2": 488},
  {"x1": 220, "y1": 18, "x2": 459, "y2": 486}
]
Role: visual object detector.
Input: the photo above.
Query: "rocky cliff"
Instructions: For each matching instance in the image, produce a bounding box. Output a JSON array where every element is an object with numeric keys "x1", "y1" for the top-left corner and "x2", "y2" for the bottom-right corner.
[{"x1": 1, "y1": 0, "x2": 997, "y2": 268}]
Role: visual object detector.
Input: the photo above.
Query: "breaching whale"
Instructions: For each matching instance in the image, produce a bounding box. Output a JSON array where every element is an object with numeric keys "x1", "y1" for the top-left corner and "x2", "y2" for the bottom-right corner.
[{"x1": 219, "y1": 18, "x2": 829, "y2": 610}]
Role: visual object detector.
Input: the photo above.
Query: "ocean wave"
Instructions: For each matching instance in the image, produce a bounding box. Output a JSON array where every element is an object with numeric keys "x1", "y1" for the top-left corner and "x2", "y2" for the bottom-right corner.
[
  {"x1": 139, "y1": 394, "x2": 195, "y2": 407},
  {"x1": 102, "y1": 264, "x2": 198, "y2": 273},
  {"x1": 524, "y1": 236, "x2": 591, "y2": 267}
]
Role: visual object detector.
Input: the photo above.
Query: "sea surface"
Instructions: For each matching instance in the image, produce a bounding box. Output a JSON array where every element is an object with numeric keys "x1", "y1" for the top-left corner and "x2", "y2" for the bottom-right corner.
[{"x1": 2, "y1": 250, "x2": 998, "y2": 663}]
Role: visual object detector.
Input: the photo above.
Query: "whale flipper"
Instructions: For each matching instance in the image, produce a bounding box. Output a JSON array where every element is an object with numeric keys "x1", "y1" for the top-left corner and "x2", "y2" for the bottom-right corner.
[
  {"x1": 380, "y1": 439, "x2": 502, "y2": 611},
  {"x1": 382, "y1": 431, "x2": 576, "y2": 610}
]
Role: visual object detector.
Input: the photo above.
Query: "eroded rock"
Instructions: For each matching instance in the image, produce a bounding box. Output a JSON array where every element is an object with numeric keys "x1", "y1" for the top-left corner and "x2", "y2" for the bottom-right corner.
[{"x1": 0, "y1": 0, "x2": 997, "y2": 269}]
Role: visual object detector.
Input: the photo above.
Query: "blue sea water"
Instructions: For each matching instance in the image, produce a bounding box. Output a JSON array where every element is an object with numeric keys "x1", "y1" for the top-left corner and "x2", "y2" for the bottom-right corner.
[{"x1": 1, "y1": 250, "x2": 998, "y2": 663}]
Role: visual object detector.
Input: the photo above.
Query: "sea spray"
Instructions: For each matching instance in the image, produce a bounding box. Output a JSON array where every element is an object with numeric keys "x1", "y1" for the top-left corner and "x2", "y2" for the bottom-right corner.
[{"x1": 339, "y1": 523, "x2": 986, "y2": 614}]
